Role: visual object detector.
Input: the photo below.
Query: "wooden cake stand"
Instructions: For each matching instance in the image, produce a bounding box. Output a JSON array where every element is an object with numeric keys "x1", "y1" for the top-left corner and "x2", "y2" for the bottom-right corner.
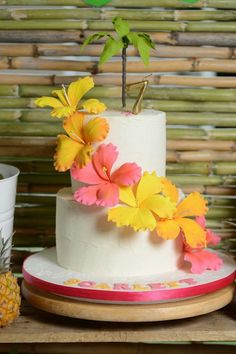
[{"x1": 22, "y1": 281, "x2": 235, "y2": 322}]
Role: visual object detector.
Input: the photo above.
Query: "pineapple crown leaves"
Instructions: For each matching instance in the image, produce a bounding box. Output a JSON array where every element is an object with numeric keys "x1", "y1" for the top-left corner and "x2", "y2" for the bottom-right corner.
[
  {"x1": 0, "y1": 229, "x2": 13, "y2": 271},
  {"x1": 82, "y1": 17, "x2": 155, "y2": 66}
]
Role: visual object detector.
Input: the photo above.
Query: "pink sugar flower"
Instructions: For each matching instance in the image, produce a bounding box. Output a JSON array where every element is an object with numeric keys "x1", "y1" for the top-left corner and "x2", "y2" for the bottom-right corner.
[
  {"x1": 71, "y1": 143, "x2": 141, "y2": 207},
  {"x1": 184, "y1": 248, "x2": 223, "y2": 274},
  {"x1": 195, "y1": 216, "x2": 221, "y2": 246},
  {"x1": 183, "y1": 217, "x2": 223, "y2": 274}
]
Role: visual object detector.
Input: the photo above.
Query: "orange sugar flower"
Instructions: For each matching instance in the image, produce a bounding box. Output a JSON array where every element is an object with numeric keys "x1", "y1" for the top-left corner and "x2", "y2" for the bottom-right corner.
[
  {"x1": 54, "y1": 111, "x2": 109, "y2": 171},
  {"x1": 156, "y1": 179, "x2": 208, "y2": 248}
]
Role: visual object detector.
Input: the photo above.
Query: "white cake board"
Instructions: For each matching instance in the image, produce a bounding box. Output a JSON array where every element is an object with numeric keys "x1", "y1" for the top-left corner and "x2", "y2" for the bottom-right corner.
[{"x1": 23, "y1": 247, "x2": 236, "y2": 304}]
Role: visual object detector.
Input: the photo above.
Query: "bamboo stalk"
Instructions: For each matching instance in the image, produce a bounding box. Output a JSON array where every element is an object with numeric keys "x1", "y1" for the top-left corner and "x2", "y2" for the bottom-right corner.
[
  {"x1": 1, "y1": 1, "x2": 236, "y2": 10},
  {"x1": 182, "y1": 185, "x2": 228, "y2": 195},
  {"x1": 167, "y1": 140, "x2": 236, "y2": 151},
  {"x1": 16, "y1": 194, "x2": 56, "y2": 204},
  {"x1": 11, "y1": 57, "x2": 236, "y2": 73},
  {"x1": 55, "y1": 74, "x2": 236, "y2": 88},
  {"x1": 2, "y1": 9, "x2": 236, "y2": 22},
  {"x1": 4, "y1": 137, "x2": 234, "y2": 151},
  {"x1": 0, "y1": 110, "x2": 21, "y2": 121},
  {"x1": 206, "y1": 186, "x2": 236, "y2": 196},
  {"x1": 17, "y1": 184, "x2": 62, "y2": 194},
  {"x1": 167, "y1": 128, "x2": 206, "y2": 140},
  {"x1": 88, "y1": 20, "x2": 236, "y2": 33},
  {"x1": 167, "y1": 150, "x2": 236, "y2": 162},
  {"x1": 0, "y1": 30, "x2": 236, "y2": 47},
  {"x1": 167, "y1": 162, "x2": 236, "y2": 175},
  {"x1": 0, "y1": 84, "x2": 18, "y2": 96},
  {"x1": 209, "y1": 129, "x2": 236, "y2": 140},
  {"x1": 171, "y1": 32, "x2": 236, "y2": 47},
  {"x1": 207, "y1": 207, "x2": 236, "y2": 219},
  {"x1": 206, "y1": 198, "x2": 236, "y2": 207},
  {"x1": 104, "y1": 9, "x2": 236, "y2": 21},
  {"x1": 0, "y1": 44, "x2": 36, "y2": 56},
  {"x1": 3, "y1": 97, "x2": 236, "y2": 113},
  {"x1": 0, "y1": 30, "x2": 82, "y2": 43},
  {"x1": 15, "y1": 206, "x2": 55, "y2": 217},
  {"x1": 15, "y1": 228, "x2": 54, "y2": 237},
  {"x1": 0, "y1": 57, "x2": 9, "y2": 69},
  {"x1": 0, "y1": 20, "x2": 87, "y2": 30},
  {"x1": 0, "y1": 8, "x2": 100, "y2": 20},
  {"x1": 168, "y1": 175, "x2": 230, "y2": 186},
  {"x1": 20, "y1": 85, "x2": 236, "y2": 103},
  {"x1": 21, "y1": 110, "x2": 52, "y2": 122},
  {"x1": 0, "y1": 146, "x2": 54, "y2": 158},
  {"x1": 167, "y1": 112, "x2": 236, "y2": 127},
  {"x1": 0, "y1": 122, "x2": 62, "y2": 136},
  {"x1": 13, "y1": 233, "x2": 55, "y2": 248},
  {"x1": 133, "y1": 88, "x2": 236, "y2": 102},
  {"x1": 0, "y1": 74, "x2": 53, "y2": 85},
  {"x1": 18, "y1": 173, "x2": 69, "y2": 185},
  {"x1": 0, "y1": 136, "x2": 56, "y2": 146},
  {"x1": 3, "y1": 71, "x2": 234, "y2": 89},
  {"x1": 0, "y1": 98, "x2": 31, "y2": 108},
  {"x1": 4, "y1": 0, "x2": 234, "y2": 10}
]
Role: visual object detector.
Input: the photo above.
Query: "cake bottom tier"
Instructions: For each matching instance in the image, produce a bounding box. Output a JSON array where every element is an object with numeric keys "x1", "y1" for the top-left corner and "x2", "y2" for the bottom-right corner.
[{"x1": 56, "y1": 188, "x2": 183, "y2": 278}]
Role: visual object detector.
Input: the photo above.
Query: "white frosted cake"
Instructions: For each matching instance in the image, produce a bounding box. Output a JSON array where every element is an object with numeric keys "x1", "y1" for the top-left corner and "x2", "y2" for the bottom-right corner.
[
  {"x1": 56, "y1": 110, "x2": 183, "y2": 277},
  {"x1": 34, "y1": 76, "x2": 223, "y2": 282}
]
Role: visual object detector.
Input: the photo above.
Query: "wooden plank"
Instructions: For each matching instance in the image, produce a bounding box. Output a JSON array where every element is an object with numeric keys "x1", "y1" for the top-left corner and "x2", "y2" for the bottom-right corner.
[
  {"x1": 0, "y1": 343, "x2": 236, "y2": 354},
  {"x1": 0, "y1": 296, "x2": 235, "y2": 343}
]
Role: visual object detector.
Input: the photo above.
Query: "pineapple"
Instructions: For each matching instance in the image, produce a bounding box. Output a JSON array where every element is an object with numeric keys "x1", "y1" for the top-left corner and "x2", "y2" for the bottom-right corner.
[{"x1": 0, "y1": 230, "x2": 21, "y2": 327}]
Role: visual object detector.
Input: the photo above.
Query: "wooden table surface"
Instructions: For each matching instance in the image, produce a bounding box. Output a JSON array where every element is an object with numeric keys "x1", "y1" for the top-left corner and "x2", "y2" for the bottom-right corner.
[{"x1": 0, "y1": 298, "x2": 235, "y2": 344}]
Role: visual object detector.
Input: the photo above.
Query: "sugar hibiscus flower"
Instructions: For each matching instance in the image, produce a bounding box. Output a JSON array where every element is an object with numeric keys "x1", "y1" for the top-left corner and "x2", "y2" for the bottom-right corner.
[
  {"x1": 55, "y1": 112, "x2": 109, "y2": 171},
  {"x1": 156, "y1": 181, "x2": 208, "y2": 248},
  {"x1": 35, "y1": 76, "x2": 106, "y2": 118},
  {"x1": 108, "y1": 172, "x2": 176, "y2": 231},
  {"x1": 183, "y1": 218, "x2": 222, "y2": 274},
  {"x1": 71, "y1": 143, "x2": 142, "y2": 207}
]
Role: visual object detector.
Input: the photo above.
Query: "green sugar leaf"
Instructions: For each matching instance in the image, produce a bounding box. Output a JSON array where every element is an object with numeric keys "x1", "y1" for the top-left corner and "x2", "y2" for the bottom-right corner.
[
  {"x1": 138, "y1": 33, "x2": 155, "y2": 50},
  {"x1": 127, "y1": 33, "x2": 154, "y2": 66},
  {"x1": 136, "y1": 36, "x2": 152, "y2": 66},
  {"x1": 82, "y1": 32, "x2": 112, "y2": 50},
  {"x1": 113, "y1": 17, "x2": 130, "y2": 38},
  {"x1": 99, "y1": 38, "x2": 123, "y2": 65}
]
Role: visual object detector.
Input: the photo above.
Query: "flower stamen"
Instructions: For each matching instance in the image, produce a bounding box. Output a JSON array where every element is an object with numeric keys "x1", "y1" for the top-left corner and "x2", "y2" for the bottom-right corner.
[{"x1": 62, "y1": 84, "x2": 71, "y2": 106}]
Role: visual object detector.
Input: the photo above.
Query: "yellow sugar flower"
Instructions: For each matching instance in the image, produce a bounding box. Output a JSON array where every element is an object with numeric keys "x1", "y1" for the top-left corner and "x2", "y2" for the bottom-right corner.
[
  {"x1": 156, "y1": 183, "x2": 208, "y2": 248},
  {"x1": 108, "y1": 172, "x2": 176, "y2": 232},
  {"x1": 54, "y1": 111, "x2": 109, "y2": 171},
  {"x1": 34, "y1": 76, "x2": 106, "y2": 118}
]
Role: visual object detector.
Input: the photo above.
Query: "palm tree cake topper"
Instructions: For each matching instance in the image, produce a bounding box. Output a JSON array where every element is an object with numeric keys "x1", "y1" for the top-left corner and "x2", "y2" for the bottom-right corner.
[{"x1": 82, "y1": 17, "x2": 155, "y2": 114}]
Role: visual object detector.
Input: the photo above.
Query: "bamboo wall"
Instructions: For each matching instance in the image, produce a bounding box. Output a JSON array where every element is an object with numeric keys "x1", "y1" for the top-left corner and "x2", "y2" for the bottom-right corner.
[{"x1": 0, "y1": 0, "x2": 235, "y2": 274}]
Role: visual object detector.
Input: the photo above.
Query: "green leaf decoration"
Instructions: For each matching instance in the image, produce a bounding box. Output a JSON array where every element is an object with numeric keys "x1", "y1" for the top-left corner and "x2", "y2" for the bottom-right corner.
[
  {"x1": 83, "y1": 0, "x2": 112, "y2": 6},
  {"x1": 82, "y1": 32, "x2": 112, "y2": 50},
  {"x1": 138, "y1": 33, "x2": 155, "y2": 50},
  {"x1": 113, "y1": 17, "x2": 130, "y2": 38},
  {"x1": 127, "y1": 32, "x2": 154, "y2": 66},
  {"x1": 99, "y1": 38, "x2": 123, "y2": 65}
]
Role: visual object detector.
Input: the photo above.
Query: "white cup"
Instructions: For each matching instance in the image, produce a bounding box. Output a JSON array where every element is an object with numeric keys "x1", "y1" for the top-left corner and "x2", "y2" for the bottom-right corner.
[{"x1": 0, "y1": 164, "x2": 20, "y2": 258}]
